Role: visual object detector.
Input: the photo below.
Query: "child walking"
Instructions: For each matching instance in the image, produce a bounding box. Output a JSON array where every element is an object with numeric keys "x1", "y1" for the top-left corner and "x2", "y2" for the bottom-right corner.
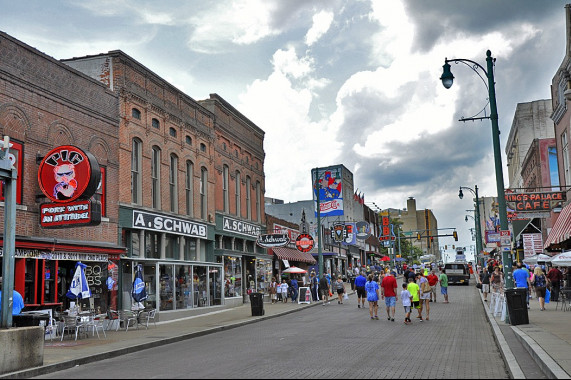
[{"x1": 401, "y1": 283, "x2": 413, "y2": 325}]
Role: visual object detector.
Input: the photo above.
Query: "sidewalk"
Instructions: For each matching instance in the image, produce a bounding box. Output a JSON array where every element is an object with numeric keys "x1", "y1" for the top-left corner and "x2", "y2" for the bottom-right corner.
[{"x1": 478, "y1": 278, "x2": 571, "y2": 379}]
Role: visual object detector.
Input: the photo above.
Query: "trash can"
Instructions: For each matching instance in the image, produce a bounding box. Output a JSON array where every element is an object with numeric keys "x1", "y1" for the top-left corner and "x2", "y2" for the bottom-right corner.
[
  {"x1": 249, "y1": 292, "x2": 265, "y2": 316},
  {"x1": 505, "y1": 288, "x2": 529, "y2": 326},
  {"x1": 12, "y1": 312, "x2": 50, "y2": 327}
]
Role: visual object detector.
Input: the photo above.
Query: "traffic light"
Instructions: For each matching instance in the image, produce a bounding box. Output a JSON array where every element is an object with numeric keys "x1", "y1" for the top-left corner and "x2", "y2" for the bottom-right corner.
[
  {"x1": 416, "y1": 233, "x2": 421, "y2": 241},
  {"x1": 453, "y1": 231, "x2": 458, "y2": 241},
  {"x1": 445, "y1": 245, "x2": 448, "y2": 250},
  {"x1": 430, "y1": 236, "x2": 434, "y2": 242}
]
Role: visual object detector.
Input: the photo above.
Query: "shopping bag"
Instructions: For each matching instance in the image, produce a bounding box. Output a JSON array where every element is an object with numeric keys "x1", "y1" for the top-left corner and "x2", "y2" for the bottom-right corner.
[
  {"x1": 343, "y1": 293, "x2": 349, "y2": 300},
  {"x1": 545, "y1": 288, "x2": 551, "y2": 304}
]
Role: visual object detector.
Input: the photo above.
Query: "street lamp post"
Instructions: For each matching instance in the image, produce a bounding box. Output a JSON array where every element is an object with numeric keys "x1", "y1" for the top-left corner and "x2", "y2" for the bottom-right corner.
[
  {"x1": 459, "y1": 186, "x2": 483, "y2": 267},
  {"x1": 441, "y1": 51, "x2": 513, "y2": 289}
]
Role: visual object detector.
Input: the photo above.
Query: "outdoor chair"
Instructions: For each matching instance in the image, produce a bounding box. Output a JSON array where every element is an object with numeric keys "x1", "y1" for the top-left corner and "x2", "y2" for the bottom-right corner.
[
  {"x1": 60, "y1": 315, "x2": 86, "y2": 341},
  {"x1": 106, "y1": 309, "x2": 119, "y2": 331},
  {"x1": 138, "y1": 309, "x2": 157, "y2": 329},
  {"x1": 84, "y1": 313, "x2": 107, "y2": 339},
  {"x1": 117, "y1": 310, "x2": 138, "y2": 332}
]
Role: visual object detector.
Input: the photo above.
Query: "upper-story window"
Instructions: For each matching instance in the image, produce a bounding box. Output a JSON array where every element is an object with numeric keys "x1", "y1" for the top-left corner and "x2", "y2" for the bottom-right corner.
[
  {"x1": 96, "y1": 166, "x2": 107, "y2": 216},
  {"x1": 131, "y1": 138, "x2": 142, "y2": 205},
  {"x1": 235, "y1": 171, "x2": 241, "y2": 217},
  {"x1": 0, "y1": 140, "x2": 23, "y2": 204},
  {"x1": 222, "y1": 142, "x2": 227, "y2": 151},
  {"x1": 186, "y1": 161, "x2": 194, "y2": 217},
  {"x1": 170, "y1": 154, "x2": 179, "y2": 213},
  {"x1": 256, "y1": 181, "x2": 261, "y2": 222},
  {"x1": 132, "y1": 108, "x2": 141, "y2": 120},
  {"x1": 186, "y1": 136, "x2": 192, "y2": 145},
  {"x1": 246, "y1": 176, "x2": 251, "y2": 220},
  {"x1": 200, "y1": 143, "x2": 207, "y2": 153},
  {"x1": 223, "y1": 165, "x2": 229, "y2": 213},
  {"x1": 151, "y1": 146, "x2": 161, "y2": 209},
  {"x1": 169, "y1": 127, "x2": 177, "y2": 137},
  {"x1": 563, "y1": 132, "x2": 570, "y2": 187},
  {"x1": 152, "y1": 118, "x2": 160, "y2": 129},
  {"x1": 200, "y1": 167, "x2": 208, "y2": 220}
]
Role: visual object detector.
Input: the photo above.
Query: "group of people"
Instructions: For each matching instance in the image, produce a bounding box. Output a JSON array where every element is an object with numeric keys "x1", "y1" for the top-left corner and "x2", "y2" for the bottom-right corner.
[
  {"x1": 353, "y1": 267, "x2": 450, "y2": 324},
  {"x1": 268, "y1": 277, "x2": 299, "y2": 304}
]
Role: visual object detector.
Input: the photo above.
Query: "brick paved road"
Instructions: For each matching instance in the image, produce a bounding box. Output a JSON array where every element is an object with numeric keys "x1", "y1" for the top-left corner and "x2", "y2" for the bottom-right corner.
[{"x1": 35, "y1": 282, "x2": 509, "y2": 379}]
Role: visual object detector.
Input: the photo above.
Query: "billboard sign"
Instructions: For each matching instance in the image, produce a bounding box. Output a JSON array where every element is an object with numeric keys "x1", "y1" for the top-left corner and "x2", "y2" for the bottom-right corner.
[{"x1": 312, "y1": 166, "x2": 344, "y2": 217}]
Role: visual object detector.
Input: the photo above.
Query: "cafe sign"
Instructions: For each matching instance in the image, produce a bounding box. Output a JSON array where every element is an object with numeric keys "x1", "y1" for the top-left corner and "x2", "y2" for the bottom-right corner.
[
  {"x1": 505, "y1": 191, "x2": 566, "y2": 212},
  {"x1": 256, "y1": 234, "x2": 290, "y2": 248}
]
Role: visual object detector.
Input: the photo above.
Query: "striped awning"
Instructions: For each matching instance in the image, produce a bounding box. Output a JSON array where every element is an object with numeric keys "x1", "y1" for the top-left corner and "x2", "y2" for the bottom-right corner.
[
  {"x1": 271, "y1": 247, "x2": 317, "y2": 264},
  {"x1": 544, "y1": 202, "x2": 571, "y2": 250}
]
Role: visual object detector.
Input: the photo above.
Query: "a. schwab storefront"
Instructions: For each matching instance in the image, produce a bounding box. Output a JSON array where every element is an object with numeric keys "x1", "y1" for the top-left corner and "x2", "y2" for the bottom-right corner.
[
  {"x1": 119, "y1": 207, "x2": 223, "y2": 321},
  {"x1": 214, "y1": 214, "x2": 270, "y2": 306}
]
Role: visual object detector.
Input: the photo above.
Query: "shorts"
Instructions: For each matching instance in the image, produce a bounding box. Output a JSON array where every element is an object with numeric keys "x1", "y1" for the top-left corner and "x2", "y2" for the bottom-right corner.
[
  {"x1": 271, "y1": 294, "x2": 277, "y2": 300},
  {"x1": 430, "y1": 286, "x2": 437, "y2": 295},
  {"x1": 403, "y1": 305, "x2": 411, "y2": 313},
  {"x1": 337, "y1": 289, "x2": 344, "y2": 295},
  {"x1": 420, "y1": 292, "x2": 430, "y2": 300},
  {"x1": 482, "y1": 284, "x2": 490, "y2": 293},
  {"x1": 536, "y1": 286, "x2": 546, "y2": 298},
  {"x1": 441, "y1": 287, "x2": 448, "y2": 295},
  {"x1": 367, "y1": 294, "x2": 379, "y2": 303},
  {"x1": 319, "y1": 289, "x2": 329, "y2": 298},
  {"x1": 412, "y1": 301, "x2": 420, "y2": 309},
  {"x1": 356, "y1": 286, "x2": 366, "y2": 299},
  {"x1": 384, "y1": 296, "x2": 396, "y2": 307}
]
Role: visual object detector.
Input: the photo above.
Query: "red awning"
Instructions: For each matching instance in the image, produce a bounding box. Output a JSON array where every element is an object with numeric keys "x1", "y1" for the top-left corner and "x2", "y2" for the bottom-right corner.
[
  {"x1": 271, "y1": 247, "x2": 317, "y2": 264},
  {"x1": 544, "y1": 202, "x2": 571, "y2": 249}
]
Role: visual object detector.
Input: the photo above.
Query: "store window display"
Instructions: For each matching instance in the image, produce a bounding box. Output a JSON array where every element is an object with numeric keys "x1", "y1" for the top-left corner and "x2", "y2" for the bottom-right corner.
[
  {"x1": 159, "y1": 265, "x2": 174, "y2": 311},
  {"x1": 223, "y1": 257, "x2": 242, "y2": 298}
]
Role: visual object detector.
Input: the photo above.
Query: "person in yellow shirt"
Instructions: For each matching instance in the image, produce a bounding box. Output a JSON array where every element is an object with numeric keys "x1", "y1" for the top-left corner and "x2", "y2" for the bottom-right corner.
[{"x1": 407, "y1": 277, "x2": 422, "y2": 322}]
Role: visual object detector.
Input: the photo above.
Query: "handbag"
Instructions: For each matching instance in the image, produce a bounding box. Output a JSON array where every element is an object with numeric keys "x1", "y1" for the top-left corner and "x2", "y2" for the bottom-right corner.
[
  {"x1": 476, "y1": 283, "x2": 482, "y2": 289},
  {"x1": 421, "y1": 281, "x2": 432, "y2": 293},
  {"x1": 545, "y1": 288, "x2": 551, "y2": 304},
  {"x1": 343, "y1": 293, "x2": 349, "y2": 300}
]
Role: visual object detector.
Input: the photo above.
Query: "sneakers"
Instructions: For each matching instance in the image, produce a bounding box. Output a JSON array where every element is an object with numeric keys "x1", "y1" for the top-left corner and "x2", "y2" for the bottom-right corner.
[
  {"x1": 357, "y1": 305, "x2": 360, "y2": 308},
  {"x1": 371, "y1": 317, "x2": 375, "y2": 320},
  {"x1": 388, "y1": 317, "x2": 391, "y2": 321},
  {"x1": 419, "y1": 317, "x2": 424, "y2": 322},
  {"x1": 374, "y1": 316, "x2": 379, "y2": 320},
  {"x1": 391, "y1": 318, "x2": 395, "y2": 322}
]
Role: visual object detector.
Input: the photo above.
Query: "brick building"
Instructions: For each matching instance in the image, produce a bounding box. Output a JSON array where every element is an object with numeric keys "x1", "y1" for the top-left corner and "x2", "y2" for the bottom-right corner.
[{"x1": 0, "y1": 32, "x2": 124, "y2": 314}]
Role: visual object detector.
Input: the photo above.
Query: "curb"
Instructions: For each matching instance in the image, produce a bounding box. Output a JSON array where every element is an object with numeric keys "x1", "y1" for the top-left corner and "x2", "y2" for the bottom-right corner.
[{"x1": 1, "y1": 291, "x2": 347, "y2": 379}]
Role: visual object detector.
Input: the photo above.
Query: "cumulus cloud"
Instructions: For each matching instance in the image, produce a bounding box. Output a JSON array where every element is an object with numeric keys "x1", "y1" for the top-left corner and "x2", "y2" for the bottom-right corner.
[{"x1": 305, "y1": 11, "x2": 334, "y2": 46}]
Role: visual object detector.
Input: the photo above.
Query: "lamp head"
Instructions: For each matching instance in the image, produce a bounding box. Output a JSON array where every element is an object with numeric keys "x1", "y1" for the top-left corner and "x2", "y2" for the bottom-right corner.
[
  {"x1": 465, "y1": 215, "x2": 468, "y2": 222},
  {"x1": 440, "y1": 60, "x2": 454, "y2": 89},
  {"x1": 458, "y1": 188, "x2": 464, "y2": 199}
]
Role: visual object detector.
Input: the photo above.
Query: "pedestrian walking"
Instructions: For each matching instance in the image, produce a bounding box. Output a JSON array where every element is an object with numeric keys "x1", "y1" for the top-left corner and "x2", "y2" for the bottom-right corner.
[
  {"x1": 533, "y1": 266, "x2": 549, "y2": 311},
  {"x1": 490, "y1": 266, "x2": 503, "y2": 294},
  {"x1": 310, "y1": 271, "x2": 319, "y2": 301},
  {"x1": 319, "y1": 274, "x2": 330, "y2": 305},
  {"x1": 280, "y1": 279, "x2": 289, "y2": 303},
  {"x1": 513, "y1": 262, "x2": 532, "y2": 309},
  {"x1": 480, "y1": 268, "x2": 491, "y2": 302},
  {"x1": 365, "y1": 274, "x2": 380, "y2": 320},
  {"x1": 354, "y1": 271, "x2": 367, "y2": 309},
  {"x1": 381, "y1": 271, "x2": 398, "y2": 321},
  {"x1": 547, "y1": 266, "x2": 564, "y2": 302},
  {"x1": 407, "y1": 276, "x2": 421, "y2": 321},
  {"x1": 427, "y1": 270, "x2": 439, "y2": 302},
  {"x1": 269, "y1": 277, "x2": 278, "y2": 304},
  {"x1": 290, "y1": 276, "x2": 299, "y2": 303},
  {"x1": 335, "y1": 277, "x2": 346, "y2": 304},
  {"x1": 401, "y1": 283, "x2": 413, "y2": 325},
  {"x1": 419, "y1": 273, "x2": 431, "y2": 321},
  {"x1": 439, "y1": 269, "x2": 449, "y2": 303}
]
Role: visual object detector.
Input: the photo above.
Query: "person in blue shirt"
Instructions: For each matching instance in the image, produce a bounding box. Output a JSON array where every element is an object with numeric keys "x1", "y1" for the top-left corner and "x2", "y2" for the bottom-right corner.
[
  {"x1": 354, "y1": 271, "x2": 367, "y2": 308},
  {"x1": 0, "y1": 277, "x2": 25, "y2": 315},
  {"x1": 290, "y1": 277, "x2": 299, "y2": 303},
  {"x1": 513, "y1": 262, "x2": 532, "y2": 309},
  {"x1": 365, "y1": 274, "x2": 380, "y2": 320}
]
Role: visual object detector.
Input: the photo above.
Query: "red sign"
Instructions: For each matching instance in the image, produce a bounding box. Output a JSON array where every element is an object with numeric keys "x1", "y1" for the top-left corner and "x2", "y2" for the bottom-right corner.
[
  {"x1": 38, "y1": 145, "x2": 100, "y2": 203},
  {"x1": 505, "y1": 191, "x2": 565, "y2": 212},
  {"x1": 40, "y1": 200, "x2": 101, "y2": 228},
  {"x1": 295, "y1": 234, "x2": 315, "y2": 253}
]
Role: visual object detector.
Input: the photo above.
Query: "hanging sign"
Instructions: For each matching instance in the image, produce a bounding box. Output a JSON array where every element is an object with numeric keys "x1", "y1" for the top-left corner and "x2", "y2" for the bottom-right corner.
[
  {"x1": 295, "y1": 234, "x2": 315, "y2": 253},
  {"x1": 256, "y1": 234, "x2": 290, "y2": 248},
  {"x1": 40, "y1": 199, "x2": 101, "y2": 228}
]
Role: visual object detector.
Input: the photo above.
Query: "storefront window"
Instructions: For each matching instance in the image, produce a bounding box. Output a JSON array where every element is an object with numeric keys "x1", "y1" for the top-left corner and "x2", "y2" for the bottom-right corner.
[
  {"x1": 176, "y1": 265, "x2": 193, "y2": 309},
  {"x1": 256, "y1": 259, "x2": 272, "y2": 295},
  {"x1": 146, "y1": 231, "x2": 160, "y2": 259},
  {"x1": 184, "y1": 237, "x2": 197, "y2": 261},
  {"x1": 131, "y1": 231, "x2": 140, "y2": 257},
  {"x1": 193, "y1": 266, "x2": 207, "y2": 307},
  {"x1": 143, "y1": 263, "x2": 156, "y2": 309},
  {"x1": 159, "y1": 265, "x2": 174, "y2": 311},
  {"x1": 209, "y1": 267, "x2": 222, "y2": 306},
  {"x1": 223, "y1": 256, "x2": 242, "y2": 298},
  {"x1": 107, "y1": 260, "x2": 120, "y2": 312},
  {"x1": 165, "y1": 235, "x2": 179, "y2": 260}
]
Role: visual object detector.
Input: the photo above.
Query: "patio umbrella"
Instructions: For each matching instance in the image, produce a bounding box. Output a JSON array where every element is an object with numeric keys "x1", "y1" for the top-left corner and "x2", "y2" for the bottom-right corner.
[
  {"x1": 523, "y1": 254, "x2": 552, "y2": 265},
  {"x1": 66, "y1": 262, "x2": 92, "y2": 300},
  {"x1": 380, "y1": 256, "x2": 390, "y2": 262},
  {"x1": 132, "y1": 264, "x2": 148, "y2": 303},
  {"x1": 550, "y1": 252, "x2": 571, "y2": 267},
  {"x1": 395, "y1": 257, "x2": 406, "y2": 262},
  {"x1": 282, "y1": 266, "x2": 307, "y2": 274}
]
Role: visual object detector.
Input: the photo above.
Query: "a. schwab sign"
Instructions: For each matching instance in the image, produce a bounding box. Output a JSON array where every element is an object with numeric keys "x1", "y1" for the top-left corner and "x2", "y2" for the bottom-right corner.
[
  {"x1": 132, "y1": 210, "x2": 207, "y2": 239},
  {"x1": 222, "y1": 216, "x2": 262, "y2": 238}
]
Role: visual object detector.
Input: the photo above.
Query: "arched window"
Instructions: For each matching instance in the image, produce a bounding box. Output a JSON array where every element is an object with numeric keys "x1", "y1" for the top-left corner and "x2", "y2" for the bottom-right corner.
[
  {"x1": 132, "y1": 108, "x2": 141, "y2": 120},
  {"x1": 152, "y1": 118, "x2": 160, "y2": 129},
  {"x1": 169, "y1": 127, "x2": 177, "y2": 137},
  {"x1": 235, "y1": 171, "x2": 241, "y2": 217},
  {"x1": 131, "y1": 138, "x2": 142, "y2": 204},
  {"x1": 186, "y1": 136, "x2": 192, "y2": 145},
  {"x1": 151, "y1": 146, "x2": 161, "y2": 209},
  {"x1": 256, "y1": 181, "x2": 261, "y2": 221},
  {"x1": 200, "y1": 167, "x2": 208, "y2": 220},
  {"x1": 223, "y1": 165, "x2": 229, "y2": 213},
  {"x1": 170, "y1": 154, "x2": 179, "y2": 213},
  {"x1": 200, "y1": 143, "x2": 207, "y2": 152},
  {"x1": 186, "y1": 161, "x2": 194, "y2": 216},
  {"x1": 246, "y1": 176, "x2": 251, "y2": 220}
]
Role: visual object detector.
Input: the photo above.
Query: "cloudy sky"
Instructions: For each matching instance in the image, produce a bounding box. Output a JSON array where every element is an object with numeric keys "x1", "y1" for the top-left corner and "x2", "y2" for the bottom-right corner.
[{"x1": 1, "y1": 0, "x2": 569, "y2": 261}]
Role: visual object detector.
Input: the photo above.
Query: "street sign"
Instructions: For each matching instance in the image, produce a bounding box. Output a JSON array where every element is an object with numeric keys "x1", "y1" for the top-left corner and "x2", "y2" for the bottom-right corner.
[{"x1": 500, "y1": 230, "x2": 511, "y2": 247}]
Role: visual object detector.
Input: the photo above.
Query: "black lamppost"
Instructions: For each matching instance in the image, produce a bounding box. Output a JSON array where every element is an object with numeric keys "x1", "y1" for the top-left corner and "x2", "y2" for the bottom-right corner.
[
  {"x1": 441, "y1": 51, "x2": 513, "y2": 288},
  {"x1": 459, "y1": 186, "x2": 483, "y2": 267}
]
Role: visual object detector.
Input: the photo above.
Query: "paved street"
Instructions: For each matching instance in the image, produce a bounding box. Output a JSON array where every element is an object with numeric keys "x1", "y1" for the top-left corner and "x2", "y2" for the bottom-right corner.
[{"x1": 34, "y1": 282, "x2": 508, "y2": 379}]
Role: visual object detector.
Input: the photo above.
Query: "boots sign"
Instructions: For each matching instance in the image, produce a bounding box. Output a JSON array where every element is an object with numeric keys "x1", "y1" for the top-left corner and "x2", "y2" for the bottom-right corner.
[{"x1": 38, "y1": 145, "x2": 101, "y2": 228}]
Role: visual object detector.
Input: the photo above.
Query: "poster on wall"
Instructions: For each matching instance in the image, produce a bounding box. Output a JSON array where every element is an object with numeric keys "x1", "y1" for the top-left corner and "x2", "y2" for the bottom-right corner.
[
  {"x1": 523, "y1": 233, "x2": 543, "y2": 258},
  {"x1": 311, "y1": 166, "x2": 344, "y2": 217}
]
